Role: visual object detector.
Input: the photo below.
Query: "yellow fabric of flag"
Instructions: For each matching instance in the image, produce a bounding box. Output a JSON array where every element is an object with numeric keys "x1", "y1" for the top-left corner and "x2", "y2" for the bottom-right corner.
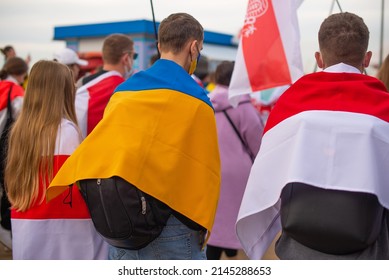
[{"x1": 47, "y1": 88, "x2": 220, "y2": 232}]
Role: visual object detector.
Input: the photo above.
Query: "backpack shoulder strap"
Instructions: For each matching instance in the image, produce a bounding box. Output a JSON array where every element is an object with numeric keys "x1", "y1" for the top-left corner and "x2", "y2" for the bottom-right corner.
[
  {"x1": 6, "y1": 84, "x2": 14, "y2": 119},
  {"x1": 222, "y1": 109, "x2": 254, "y2": 162}
]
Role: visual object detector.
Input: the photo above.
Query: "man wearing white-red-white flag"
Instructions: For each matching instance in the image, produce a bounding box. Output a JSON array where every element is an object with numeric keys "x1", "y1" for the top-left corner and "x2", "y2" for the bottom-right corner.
[
  {"x1": 229, "y1": 0, "x2": 304, "y2": 106},
  {"x1": 76, "y1": 34, "x2": 136, "y2": 138},
  {"x1": 236, "y1": 12, "x2": 389, "y2": 260}
]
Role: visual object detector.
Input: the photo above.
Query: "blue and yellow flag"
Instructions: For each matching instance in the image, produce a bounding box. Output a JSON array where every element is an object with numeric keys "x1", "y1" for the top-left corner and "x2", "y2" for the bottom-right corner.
[{"x1": 47, "y1": 59, "x2": 221, "y2": 232}]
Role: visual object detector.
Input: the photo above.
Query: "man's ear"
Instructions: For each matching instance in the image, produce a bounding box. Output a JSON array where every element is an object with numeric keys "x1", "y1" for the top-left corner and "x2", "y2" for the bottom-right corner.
[
  {"x1": 189, "y1": 40, "x2": 198, "y2": 59},
  {"x1": 121, "y1": 52, "x2": 129, "y2": 64},
  {"x1": 315, "y1": 52, "x2": 324, "y2": 69},
  {"x1": 363, "y1": 51, "x2": 372, "y2": 68}
]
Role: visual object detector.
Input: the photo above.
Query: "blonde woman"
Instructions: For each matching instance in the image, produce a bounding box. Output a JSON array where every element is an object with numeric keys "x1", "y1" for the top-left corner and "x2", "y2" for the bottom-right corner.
[{"x1": 5, "y1": 60, "x2": 108, "y2": 259}]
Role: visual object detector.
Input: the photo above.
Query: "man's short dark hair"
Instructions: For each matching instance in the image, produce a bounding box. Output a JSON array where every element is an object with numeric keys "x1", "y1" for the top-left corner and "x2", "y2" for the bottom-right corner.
[
  {"x1": 102, "y1": 34, "x2": 134, "y2": 64},
  {"x1": 318, "y1": 12, "x2": 369, "y2": 67},
  {"x1": 158, "y1": 13, "x2": 203, "y2": 54}
]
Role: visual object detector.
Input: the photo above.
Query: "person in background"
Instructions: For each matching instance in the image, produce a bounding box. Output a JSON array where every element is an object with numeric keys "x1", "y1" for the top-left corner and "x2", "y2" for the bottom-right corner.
[
  {"x1": 205, "y1": 71, "x2": 216, "y2": 93},
  {"x1": 149, "y1": 53, "x2": 159, "y2": 67},
  {"x1": 0, "y1": 57, "x2": 28, "y2": 250},
  {"x1": 236, "y1": 12, "x2": 389, "y2": 260},
  {"x1": 75, "y1": 34, "x2": 136, "y2": 138},
  {"x1": 5, "y1": 60, "x2": 108, "y2": 259},
  {"x1": 193, "y1": 55, "x2": 209, "y2": 88},
  {"x1": 376, "y1": 54, "x2": 389, "y2": 91},
  {"x1": 54, "y1": 48, "x2": 88, "y2": 84},
  {"x1": 1, "y1": 46, "x2": 31, "y2": 90},
  {"x1": 207, "y1": 61, "x2": 263, "y2": 260},
  {"x1": 47, "y1": 12, "x2": 220, "y2": 260},
  {"x1": 1, "y1": 46, "x2": 30, "y2": 65},
  {"x1": 0, "y1": 46, "x2": 16, "y2": 62}
]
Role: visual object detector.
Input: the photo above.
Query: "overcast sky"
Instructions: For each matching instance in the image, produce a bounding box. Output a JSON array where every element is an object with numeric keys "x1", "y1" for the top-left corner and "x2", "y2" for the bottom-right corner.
[{"x1": 0, "y1": 0, "x2": 388, "y2": 74}]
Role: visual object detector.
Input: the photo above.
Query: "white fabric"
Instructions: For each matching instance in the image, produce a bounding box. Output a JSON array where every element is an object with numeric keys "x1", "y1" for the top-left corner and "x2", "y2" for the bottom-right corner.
[
  {"x1": 236, "y1": 110, "x2": 389, "y2": 259},
  {"x1": 228, "y1": 40, "x2": 251, "y2": 107},
  {"x1": 272, "y1": 0, "x2": 304, "y2": 82},
  {"x1": 11, "y1": 119, "x2": 109, "y2": 259},
  {"x1": 75, "y1": 70, "x2": 122, "y2": 138},
  {"x1": 0, "y1": 79, "x2": 23, "y2": 133},
  {"x1": 55, "y1": 119, "x2": 82, "y2": 155},
  {"x1": 229, "y1": 0, "x2": 304, "y2": 107},
  {"x1": 5, "y1": 76, "x2": 19, "y2": 84},
  {"x1": 12, "y1": 219, "x2": 107, "y2": 260},
  {"x1": 0, "y1": 96, "x2": 23, "y2": 133},
  {"x1": 324, "y1": 63, "x2": 361, "y2": 74}
]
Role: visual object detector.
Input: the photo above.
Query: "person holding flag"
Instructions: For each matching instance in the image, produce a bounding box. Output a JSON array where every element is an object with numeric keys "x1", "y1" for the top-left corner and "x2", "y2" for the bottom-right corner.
[{"x1": 236, "y1": 12, "x2": 389, "y2": 259}]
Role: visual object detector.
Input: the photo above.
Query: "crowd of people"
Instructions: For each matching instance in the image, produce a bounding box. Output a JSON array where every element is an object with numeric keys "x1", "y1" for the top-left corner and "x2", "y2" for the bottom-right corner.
[{"x1": 0, "y1": 10, "x2": 389, "y2": 260}]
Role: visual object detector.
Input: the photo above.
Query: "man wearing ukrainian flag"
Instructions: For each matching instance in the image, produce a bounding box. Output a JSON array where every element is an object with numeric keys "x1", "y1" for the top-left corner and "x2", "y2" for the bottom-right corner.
[{"x1": 47, "y1": 12, "x2": 220, "y2": 260}]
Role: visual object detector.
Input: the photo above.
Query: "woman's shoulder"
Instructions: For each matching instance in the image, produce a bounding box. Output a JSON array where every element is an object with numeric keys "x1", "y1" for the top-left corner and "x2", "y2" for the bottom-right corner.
[{"x1": 55, "y1": 119, "x2": 82, "y2": 155}]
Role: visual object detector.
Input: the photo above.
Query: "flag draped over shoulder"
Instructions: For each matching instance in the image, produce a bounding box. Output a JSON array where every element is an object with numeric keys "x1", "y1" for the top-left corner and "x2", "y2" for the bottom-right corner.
[
  {"x1": 0, "y1": 81, "x2": 24, "y2": 132},
  {"x1": 75, "y1": 71, "x2": 124, "y2": 138},
  {"x1": 12, "y1": 120, "x2": 108, "y2": 260},
  {"x1": 229, "y1": 0, "x2": 304, "y2": 106},
  {"x1": 236, "y1": 72, "x2": 389, "y2": 259},
  {"x1": 47, "y1": 59, "x2": 221, "y2": 233}
]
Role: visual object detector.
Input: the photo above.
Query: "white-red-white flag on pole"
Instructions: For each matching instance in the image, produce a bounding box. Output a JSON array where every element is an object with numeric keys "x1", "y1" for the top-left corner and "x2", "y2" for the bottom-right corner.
[{"x1": 229, "y1": 0, "x2": 304, "y2": 106}]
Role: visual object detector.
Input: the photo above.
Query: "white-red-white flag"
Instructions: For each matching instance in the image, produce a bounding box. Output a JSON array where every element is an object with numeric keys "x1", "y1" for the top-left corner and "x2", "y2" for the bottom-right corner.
[
  {"x1": 229, "y1": 0, "x2": 304, "y2": 106},
  {"x1": 75, "y1": 71, "x2": 124, "y2": 138},
  {"x1": 236, "y1": 71, "x2": 389, "y2": 259}
]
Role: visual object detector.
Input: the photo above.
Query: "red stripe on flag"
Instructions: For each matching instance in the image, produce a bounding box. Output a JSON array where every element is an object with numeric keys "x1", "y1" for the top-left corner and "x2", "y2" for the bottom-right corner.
[
  {"x1": 242, "y1": 0, "x2": 291, "y2": 91},
  {"x1": 87, "y1": 75, "x2": 124, "y2": 135},
  {"x1": 12, "y1": 155, "x2": 91, "y2": 219},
  {"x1": 264, "y1": 72, "x2": 389, "y2": 133}
]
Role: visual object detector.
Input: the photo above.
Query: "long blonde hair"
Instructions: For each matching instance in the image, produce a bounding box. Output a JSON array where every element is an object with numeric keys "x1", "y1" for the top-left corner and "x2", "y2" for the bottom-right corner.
[{"x1": 5, "y1": 60, "x2": 79, "y2": 212}]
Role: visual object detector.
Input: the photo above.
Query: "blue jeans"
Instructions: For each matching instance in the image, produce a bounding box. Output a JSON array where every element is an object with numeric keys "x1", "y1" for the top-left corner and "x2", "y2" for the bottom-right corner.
[{"x1": 108, "y1": 215, "x2": 207, "y2": 260}]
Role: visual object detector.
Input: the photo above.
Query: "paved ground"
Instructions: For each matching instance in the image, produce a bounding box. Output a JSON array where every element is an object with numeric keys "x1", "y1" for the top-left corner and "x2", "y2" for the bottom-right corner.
[
  {"x1": 0, "y1": 243, "x2": 11, "y2": 260},
  {"x1": 0, "y1": 244, "x2": 278, "y2": 260}
]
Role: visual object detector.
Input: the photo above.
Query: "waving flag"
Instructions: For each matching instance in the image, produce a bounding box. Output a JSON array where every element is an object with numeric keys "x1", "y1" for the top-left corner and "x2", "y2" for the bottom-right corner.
[{"x1": 229, "y1": 0, "x2": 304, "y2": 106}]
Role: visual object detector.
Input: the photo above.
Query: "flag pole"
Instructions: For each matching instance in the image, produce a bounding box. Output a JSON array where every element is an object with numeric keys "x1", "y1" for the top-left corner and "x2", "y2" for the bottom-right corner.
[
  {"x1": 150, "y1": 0, "x2": 160, "y2": 58},
  {"x1": 335, "y1": 0, "x2": 343, "y2": 12},
  {"x1": 379, "y1": 0, "x2": 384, "y2": 67},
  {"x1": 329, "y1": 0, "x2": 336, "y2": 15}
]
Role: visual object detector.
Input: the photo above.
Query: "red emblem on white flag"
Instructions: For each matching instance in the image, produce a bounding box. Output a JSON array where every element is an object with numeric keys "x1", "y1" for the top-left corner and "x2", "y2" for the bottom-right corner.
[
  {"x1": 242, "y1": 0, "x2": 269, "y2": 37},
  {"x1": 229, "y1": 0, "x2": 304, "y2": 106}
]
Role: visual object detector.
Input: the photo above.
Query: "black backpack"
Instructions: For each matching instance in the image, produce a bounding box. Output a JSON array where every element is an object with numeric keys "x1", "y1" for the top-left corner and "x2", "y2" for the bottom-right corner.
[
  {"x1": 0, "y1": 84, "x2": 14, "y2": 231},
  {"x1": 78, "y1": 176, "x2": 172, "y2": 250},
  {"x1": 280, "y1": 182, "x2": 385, "y2": 254}
]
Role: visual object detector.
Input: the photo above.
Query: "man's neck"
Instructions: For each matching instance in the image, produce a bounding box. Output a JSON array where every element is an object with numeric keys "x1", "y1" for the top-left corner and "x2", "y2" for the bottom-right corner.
[
  {"x1": 103, "y1": 64, "x2": 124, "y2": 77},
  {"x1": 160, "y1": 52, "x2": 188, "y2": 72}
]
